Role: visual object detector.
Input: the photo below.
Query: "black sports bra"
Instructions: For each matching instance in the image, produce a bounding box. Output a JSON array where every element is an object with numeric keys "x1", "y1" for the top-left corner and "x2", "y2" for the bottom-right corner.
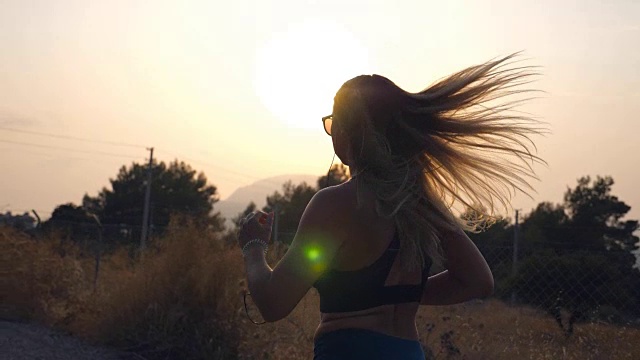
[{"x1": 313, "y1": 232, "x2": 432, "y2": 313}]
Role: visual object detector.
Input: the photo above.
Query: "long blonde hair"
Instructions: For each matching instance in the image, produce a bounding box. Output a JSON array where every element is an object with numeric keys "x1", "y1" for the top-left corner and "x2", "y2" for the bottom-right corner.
[{"x1": 333, "y1": 53, "x2": 546, "y2": 270}]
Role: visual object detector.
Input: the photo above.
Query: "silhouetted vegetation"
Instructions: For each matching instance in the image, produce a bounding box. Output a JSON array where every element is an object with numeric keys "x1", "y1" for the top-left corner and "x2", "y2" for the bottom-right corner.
[
  {"x1": 4, "y1": 160, "x2": 639, "y2": 358},
  {"x1": 3, "y1": 223, "x2": 639, "y2": 359},
  {"x1": 46, "y1": 160, "x2": 225, "y2": 246},
  {"x1": 317, "y1": 163, "x2": 350, "y2": 189},
  {"x1": 0, "y1": 211, "x2": 37, "y2": 232},
  {"x1": 469, "y1": 176, "x2": 640, "y2": 332}
]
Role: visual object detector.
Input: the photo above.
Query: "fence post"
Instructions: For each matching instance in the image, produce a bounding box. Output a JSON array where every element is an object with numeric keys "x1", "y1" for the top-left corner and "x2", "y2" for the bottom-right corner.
[
  {"x1": 91, "y1": 215, "x2": 102, "y2": 291},
  {"x1": 31, "y1": 210, "x2": 42, "y2": 239},
  {"x1": 511, "y1": 209, "x2": 519, "y2": 305}
]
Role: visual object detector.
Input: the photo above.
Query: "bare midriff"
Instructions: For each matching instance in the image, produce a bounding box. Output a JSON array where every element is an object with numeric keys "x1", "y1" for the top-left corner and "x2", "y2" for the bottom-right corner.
[{"x1": 314, "y1": 302, "x2": 421, "y2": 342}]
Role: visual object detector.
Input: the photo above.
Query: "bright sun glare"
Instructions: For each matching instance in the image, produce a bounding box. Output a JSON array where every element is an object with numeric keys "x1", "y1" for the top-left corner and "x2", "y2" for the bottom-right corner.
[{"x1": 255, "y1": 20, "x2": 371, "y2": 130}]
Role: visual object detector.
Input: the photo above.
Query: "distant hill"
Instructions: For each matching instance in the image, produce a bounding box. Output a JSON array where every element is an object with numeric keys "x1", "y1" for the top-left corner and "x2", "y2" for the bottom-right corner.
[{"x1": 216, "y1": 174, "x2": 318, "y2": 227}]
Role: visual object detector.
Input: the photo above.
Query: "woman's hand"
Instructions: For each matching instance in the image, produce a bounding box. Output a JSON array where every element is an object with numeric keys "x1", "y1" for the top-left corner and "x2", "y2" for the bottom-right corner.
[{"x1": 238, "y1": 210, "x2": 275, "y2": 249}]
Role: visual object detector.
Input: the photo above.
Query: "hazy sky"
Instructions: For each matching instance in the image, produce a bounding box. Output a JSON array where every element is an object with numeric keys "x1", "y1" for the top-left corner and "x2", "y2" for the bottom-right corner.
[{"x1": 1, "y1": 0, "x2": 639, "y2": 222}]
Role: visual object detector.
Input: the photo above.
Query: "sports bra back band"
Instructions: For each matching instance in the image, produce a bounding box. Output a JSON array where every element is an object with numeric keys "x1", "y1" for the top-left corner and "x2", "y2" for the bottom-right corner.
[{"x1": 313, "y1": 231, "x2": 432, "y2": 313}]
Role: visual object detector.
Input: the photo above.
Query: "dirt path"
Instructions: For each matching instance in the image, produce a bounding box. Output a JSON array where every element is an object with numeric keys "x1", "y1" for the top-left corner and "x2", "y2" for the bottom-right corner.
[{"x1": 1, "y1": 321, "x2": 124, "y2": 360}]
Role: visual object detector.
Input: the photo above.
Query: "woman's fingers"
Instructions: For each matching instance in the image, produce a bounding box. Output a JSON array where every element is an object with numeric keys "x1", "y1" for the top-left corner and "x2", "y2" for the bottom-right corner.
[
  {"x1": 246, "y1": 210, "x2": 269, "y2": 225},
  {"x1": 242, "y1": 210, "x2": 272, "y2": 228},
  {"x1": 238, "y1": 211, "x2": 275, "y2": 246},
  {"x1": 241, "y1": 211, "x2": 275, "y2": 236}
]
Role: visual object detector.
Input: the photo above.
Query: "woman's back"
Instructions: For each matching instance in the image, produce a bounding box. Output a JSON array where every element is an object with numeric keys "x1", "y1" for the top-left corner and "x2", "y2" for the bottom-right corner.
[{"x1": 313, "y1": 179, "x2": 426, "y2": 342}]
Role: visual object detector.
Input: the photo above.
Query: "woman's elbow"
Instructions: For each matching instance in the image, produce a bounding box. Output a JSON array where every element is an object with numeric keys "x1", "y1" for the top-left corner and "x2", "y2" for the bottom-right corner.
[
  {"x1": 475, "y1": 275, "x2": 494, "y2": 298},
  {"x1": 261, "y1": 311, "x2": 286, "y2": 323},
  {"x1": 259, "y1": 304, "x2": 291, "y2": 323}
]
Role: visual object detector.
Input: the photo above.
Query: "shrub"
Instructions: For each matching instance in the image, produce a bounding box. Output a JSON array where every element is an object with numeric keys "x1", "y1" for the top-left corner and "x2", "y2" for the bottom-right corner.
[
  {"x1": 88, "y1": 217, "x2": 243, "y2": 359},
  {"x1": 1, "y1": 226, "x2": 90, "y2": 325}
]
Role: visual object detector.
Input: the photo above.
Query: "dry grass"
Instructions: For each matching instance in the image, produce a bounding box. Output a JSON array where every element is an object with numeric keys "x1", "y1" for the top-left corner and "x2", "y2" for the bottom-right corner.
[
  {"x1": 81, "y1": 219, "x2": 245, "y2": 359},
  {"x1": 2, "y1": 222, "x2": 244, "y2": 359},
  {"x1": 2, "y1": 224, "x2": 639, "y2": 360},
  {"x1": 1, "y1": 227, "x2": 92, "y2": 325}
]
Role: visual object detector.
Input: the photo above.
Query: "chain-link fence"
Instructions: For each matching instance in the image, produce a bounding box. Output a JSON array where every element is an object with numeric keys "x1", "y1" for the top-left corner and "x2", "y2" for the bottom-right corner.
[
  {"x1": 483, "y1": 245, "x2": 640, "y2": 330},
  {"x1": 14, "y1": 219, "x2": 640, "y2": 330}
]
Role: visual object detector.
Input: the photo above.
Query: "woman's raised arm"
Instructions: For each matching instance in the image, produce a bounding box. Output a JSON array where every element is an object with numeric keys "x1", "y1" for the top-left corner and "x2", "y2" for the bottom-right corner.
[{"x1": 420, "y1": 228, "x2": 494, "y2": 306}]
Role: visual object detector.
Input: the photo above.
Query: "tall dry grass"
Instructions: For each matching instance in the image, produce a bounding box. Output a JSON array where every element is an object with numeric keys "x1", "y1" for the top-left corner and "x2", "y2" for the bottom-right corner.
[
  {"x1": 82, "y1": 218, "x2": 244, "y2": 359},
  {"x1": 1, "y1": 226, "x2": 92, "y2": 325},
  {"x1": 2, "y1": 220, "x2": 246, "y2": 359},
  {"x1": 3, "y1": 223, "x2": 639, "y2": 359}
]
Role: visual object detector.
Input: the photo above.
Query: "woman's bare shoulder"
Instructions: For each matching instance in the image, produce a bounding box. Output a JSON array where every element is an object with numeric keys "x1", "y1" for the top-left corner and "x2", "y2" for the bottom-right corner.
[{"x1": 313, "y1": 182, "x2": 358, "y2": 211}]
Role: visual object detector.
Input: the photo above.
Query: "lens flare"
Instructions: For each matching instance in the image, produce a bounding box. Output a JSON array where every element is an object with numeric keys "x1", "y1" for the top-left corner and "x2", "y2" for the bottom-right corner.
[
  {"x1": 304, "y1": 242, "x2": 328, "y2": 274},
  {"x1": 306, "y1": 248, "x2": 321, "y2": 261}
]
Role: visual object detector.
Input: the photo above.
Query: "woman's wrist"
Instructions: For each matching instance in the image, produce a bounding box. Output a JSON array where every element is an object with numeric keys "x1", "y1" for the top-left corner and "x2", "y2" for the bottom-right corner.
[
  {"x1": 243, "y1": 246, "x2": 266, "y2": 264},
  {"x1": 242, "y1": 238, "x2": 268, "y2": 258}
]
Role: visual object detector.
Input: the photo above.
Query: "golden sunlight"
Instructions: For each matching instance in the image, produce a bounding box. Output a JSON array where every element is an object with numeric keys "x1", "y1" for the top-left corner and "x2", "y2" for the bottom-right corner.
[{"x1": 255, "y1": 19, "x2": 371, "y2": 130}]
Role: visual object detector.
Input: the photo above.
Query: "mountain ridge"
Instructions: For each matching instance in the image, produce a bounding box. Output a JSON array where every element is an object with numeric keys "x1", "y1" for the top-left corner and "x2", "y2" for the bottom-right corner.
[{"x1": 216, "y1": 174, "x2": 318, "y2": 225}]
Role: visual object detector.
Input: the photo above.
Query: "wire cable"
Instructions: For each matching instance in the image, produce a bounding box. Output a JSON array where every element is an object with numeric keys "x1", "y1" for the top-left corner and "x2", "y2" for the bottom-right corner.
[
  {"x1": 0, "y1": 139, "x2": 143, "y2": 159},
  {"x1": 0, "y1": 126, "x2": 147, "y2": 149}
]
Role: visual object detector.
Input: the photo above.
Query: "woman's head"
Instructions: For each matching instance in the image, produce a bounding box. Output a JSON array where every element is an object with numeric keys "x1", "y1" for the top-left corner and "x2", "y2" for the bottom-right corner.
[
  {"x1": 324, "y1": 53, "x2": 546, "y2": 271},
  {"x1": 329, "y1": 75, "x2": 414, "y2": 169}
]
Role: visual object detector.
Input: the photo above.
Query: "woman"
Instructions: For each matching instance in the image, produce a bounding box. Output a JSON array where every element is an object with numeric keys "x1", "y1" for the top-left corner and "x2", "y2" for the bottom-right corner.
[{"x1": 238, "y1": 53, "x2": 544, "y2": 359}]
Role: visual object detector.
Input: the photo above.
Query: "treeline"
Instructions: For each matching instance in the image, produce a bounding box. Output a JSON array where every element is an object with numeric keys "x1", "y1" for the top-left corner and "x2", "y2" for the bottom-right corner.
[{"x1": 1, "y1": 160, "x2": 350, "y2": 247}]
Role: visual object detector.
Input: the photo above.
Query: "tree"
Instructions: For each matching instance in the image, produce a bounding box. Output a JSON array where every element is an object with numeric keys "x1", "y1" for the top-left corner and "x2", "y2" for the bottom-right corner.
[
  {"x1": 43, "y1": 203, "x2": 96, "y2": 239},
  {"x1": 317, "y1": 164, "x2": 350, "y2": 189},
  {"x1": 518, "y1": 202, "x2": 569, "y2": 257},
  {"x1": 40, "y1": 204, "x2": 102, "y2": 255},
  {"x1": 512, "y1": 176, "x2": 640, "y2": 330},
  {"x1": 0, "y1": 211, "x2": 36, "y2": 232},
  {"x1": 564, "y1": 176, "x2": 638, "y2": 256},
  {"x1": 83, "y1": 160, "x2": 223, "y2": 243}
]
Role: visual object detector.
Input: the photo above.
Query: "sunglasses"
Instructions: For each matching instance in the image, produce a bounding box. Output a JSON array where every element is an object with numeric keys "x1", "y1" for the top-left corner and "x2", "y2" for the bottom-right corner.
[{"x1": 322, "y1": 114, "x2": 333, "y2": 136}]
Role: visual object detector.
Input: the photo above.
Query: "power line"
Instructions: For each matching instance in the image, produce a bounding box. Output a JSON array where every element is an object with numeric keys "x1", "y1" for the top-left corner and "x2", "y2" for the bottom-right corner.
[
  {"x1": 0, "y1": 139, "x2": 143, "y2": 159},
  {"x1": 0, "y1": 146, "x2": 127, "y2": 163},
  {"x1": 152, "y1": 153, "x2": 277, "y2": 195},
  {"x1": 0, "y1": 126, "x2": 147, "y2": 149},
  {"x1": 155, "y1": 149, "x2": 290, "y2": 189},
  {"x1": 0, "y1": 124, "x2": 314, "y2": 190}
]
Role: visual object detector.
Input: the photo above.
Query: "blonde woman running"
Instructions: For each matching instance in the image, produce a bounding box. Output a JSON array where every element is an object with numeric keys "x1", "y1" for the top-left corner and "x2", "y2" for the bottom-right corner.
[{"x1": 238, "y1": 54, "x2": 543, "y2": 359}]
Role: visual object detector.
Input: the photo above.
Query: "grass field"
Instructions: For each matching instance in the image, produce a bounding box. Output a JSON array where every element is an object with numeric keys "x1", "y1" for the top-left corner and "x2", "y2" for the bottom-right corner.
[
  {"x1": 239, "y1": 291, "x2": 640, "y2": 360},
  {"x1": 3, "y1": 224, "x2": 639, "y2": 359}
]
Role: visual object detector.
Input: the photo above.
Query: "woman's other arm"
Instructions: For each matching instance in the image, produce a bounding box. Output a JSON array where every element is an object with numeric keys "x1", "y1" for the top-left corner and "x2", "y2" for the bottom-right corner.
[{"x1": 420, "y1": 227, "x2": 494, "y2": 305}]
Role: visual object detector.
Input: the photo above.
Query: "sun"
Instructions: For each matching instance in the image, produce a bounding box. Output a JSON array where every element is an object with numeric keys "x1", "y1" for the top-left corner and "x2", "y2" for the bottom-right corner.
[{"x1": 255, "y1": 20, "x2": 372, "y2": 130}]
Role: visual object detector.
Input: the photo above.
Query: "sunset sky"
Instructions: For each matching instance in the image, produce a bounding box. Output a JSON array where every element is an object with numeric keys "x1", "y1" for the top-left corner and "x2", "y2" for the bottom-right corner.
[{"x1": 1, "y1": 0, "x2": 639, "y2": 223}]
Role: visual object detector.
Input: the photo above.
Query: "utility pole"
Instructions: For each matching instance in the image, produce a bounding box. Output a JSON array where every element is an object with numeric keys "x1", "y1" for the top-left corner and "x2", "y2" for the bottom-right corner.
[
  {"x1": 511, "y1": 209, "x2": 520, "y2": 305},
  {"x1": 140, "y1": 147, "x2": 154, "y2": 251}
]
